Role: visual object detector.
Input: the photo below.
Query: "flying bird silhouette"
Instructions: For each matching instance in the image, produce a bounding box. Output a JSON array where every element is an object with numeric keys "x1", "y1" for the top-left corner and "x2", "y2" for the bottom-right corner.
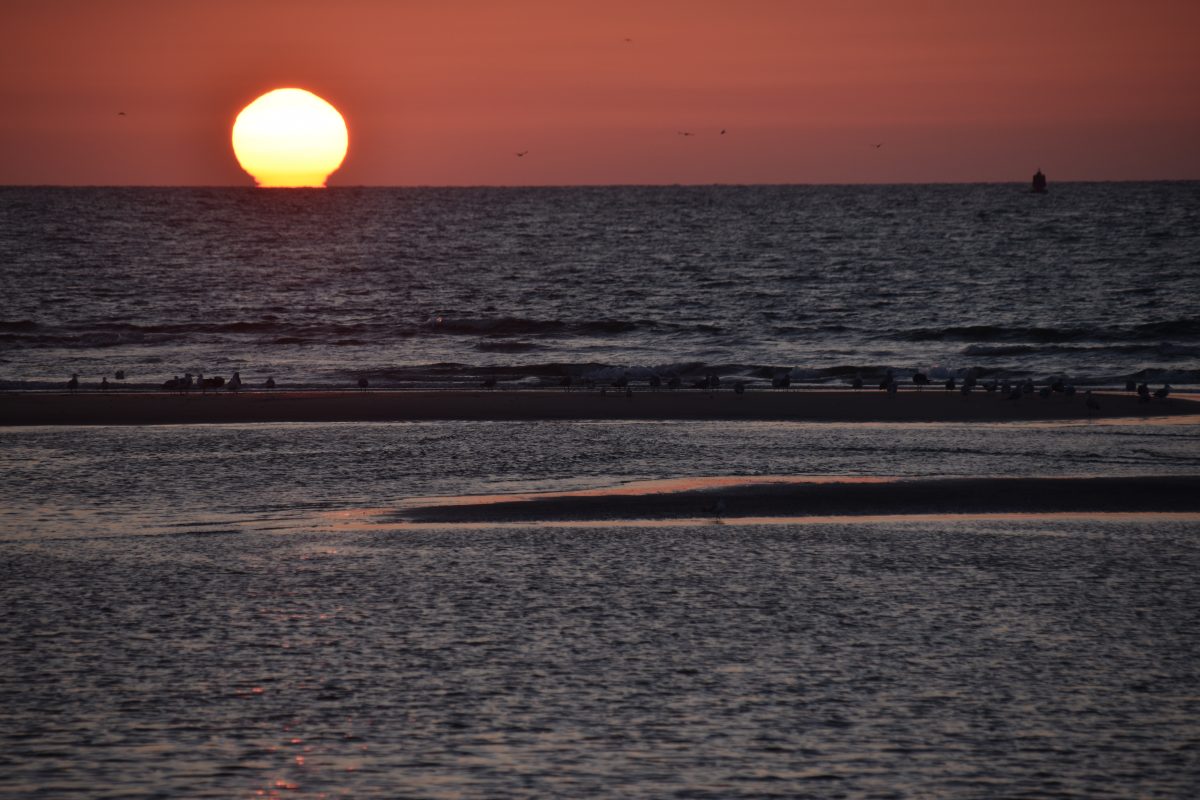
[
  {"x1": 677, "y1": 131, "x2": 695, "y2": 137},
  {"x1": 720, "y1": 129, "x2": 726, "y2": 135},
  {"x1": 515, "y1": 151, "x2": 528, "y2": 157},
  {"x1": 117, "y1": 111, "x2": 126, "y2": 116},
  {"x1": 872, "y1": 143, "x2": 883, "y2": 148}
]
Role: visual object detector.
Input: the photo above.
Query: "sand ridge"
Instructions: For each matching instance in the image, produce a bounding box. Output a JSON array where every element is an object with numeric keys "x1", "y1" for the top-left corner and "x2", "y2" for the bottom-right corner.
[{"x1": 1, "y1": 388, "x2": 1195, "y2": 426}]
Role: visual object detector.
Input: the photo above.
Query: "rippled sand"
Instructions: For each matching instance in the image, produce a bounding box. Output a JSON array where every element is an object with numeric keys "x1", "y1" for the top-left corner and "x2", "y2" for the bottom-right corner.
[{"x1": 3, "y1": 518, "x2": 1199, "y2": 797}]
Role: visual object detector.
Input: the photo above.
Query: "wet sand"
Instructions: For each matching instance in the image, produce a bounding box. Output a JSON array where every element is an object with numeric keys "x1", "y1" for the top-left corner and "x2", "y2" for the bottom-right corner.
[
  {"x1": 1, "y1": 389, "x2": 1194, "y2": 426},
  {"x1": 402, "y1": 475, "x2": 1200, "y2": 523}
]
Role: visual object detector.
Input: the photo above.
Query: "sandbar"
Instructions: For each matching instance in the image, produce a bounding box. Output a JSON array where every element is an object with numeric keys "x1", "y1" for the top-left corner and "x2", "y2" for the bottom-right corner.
[
  {"x1": 1, "y1": 389, "x2": 1195, "y2": 427},
  {"x1": 401, "y1": 475, "x2": 1200, "y2": 523}
]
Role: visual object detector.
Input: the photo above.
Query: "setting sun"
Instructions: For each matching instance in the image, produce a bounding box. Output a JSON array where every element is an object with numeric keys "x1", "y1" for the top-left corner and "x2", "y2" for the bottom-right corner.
[{"x1": 231, "y1": 88, "x2": 348, "y2": 188}]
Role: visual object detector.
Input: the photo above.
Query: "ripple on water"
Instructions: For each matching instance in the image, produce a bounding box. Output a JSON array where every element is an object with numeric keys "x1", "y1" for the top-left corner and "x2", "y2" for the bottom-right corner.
[{"x1": 2, "y1": 518, "x2": 1198, "y2": 797}]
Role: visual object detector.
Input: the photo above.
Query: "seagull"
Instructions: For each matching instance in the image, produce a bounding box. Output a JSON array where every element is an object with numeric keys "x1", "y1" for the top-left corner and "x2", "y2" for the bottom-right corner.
[
  {"x1": 677, "y1": 131, "x2": 695, "y2": 137},
  {"x1": 872, "y1": 143, "x2": 883, "y2": 148},
  {"x1": 720, "y1": 129, "x2": 727, "y2": 135},
  {"x1": 515, "y1": 151, "x2": 528, "y2": 157}
]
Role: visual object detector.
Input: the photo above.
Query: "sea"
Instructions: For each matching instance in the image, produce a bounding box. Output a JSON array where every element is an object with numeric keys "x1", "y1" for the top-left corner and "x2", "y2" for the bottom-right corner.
[
  {"x1": 3, "y1": 183, "x2": 1200, "y2": 798},
  {"x1": 2, "y1": 182, "x2": 1199, "y2": 390}
]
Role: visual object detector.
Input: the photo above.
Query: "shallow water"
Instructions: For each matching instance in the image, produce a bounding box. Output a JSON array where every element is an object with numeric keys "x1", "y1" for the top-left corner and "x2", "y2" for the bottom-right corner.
[
  {"x1": 3, "y1": 419, "x2": 1199, "y2": 540},
  {"x1": 3, "y1": 518, "x2": 1198, "y2": 798},
  {"x1": 3, "y1": 420, "x2": 1199, "y2": 797}
]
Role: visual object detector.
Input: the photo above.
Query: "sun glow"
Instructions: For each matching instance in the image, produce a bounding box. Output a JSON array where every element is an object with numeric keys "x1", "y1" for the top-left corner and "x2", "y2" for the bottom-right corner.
[{"x1": 231, "y1": 88, "x2": 348, "y2": 188}]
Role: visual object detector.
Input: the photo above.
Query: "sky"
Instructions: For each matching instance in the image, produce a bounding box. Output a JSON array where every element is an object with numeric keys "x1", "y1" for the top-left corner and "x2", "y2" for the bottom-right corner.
[{"x1": 2, "y1": 0, "x2": 1198, "y2": 186}]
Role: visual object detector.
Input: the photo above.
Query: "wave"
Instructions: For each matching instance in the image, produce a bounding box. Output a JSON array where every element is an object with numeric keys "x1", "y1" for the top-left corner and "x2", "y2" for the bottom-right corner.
[
  {"x1": 0, "y1": 316, "x2": 712, "y2": 350},
  {"x1": 962, "y1": 342, "x2": 1200, "y2": 358},
  {"x1": 425, "y1": 316, "x2": 649, "y2": 337},
  {"x1": 474, "y1": 340, "x2": 544, "y2": 353},
  {"x1": 899, "y1": 318, "x2": 1200, "y2": 343}
]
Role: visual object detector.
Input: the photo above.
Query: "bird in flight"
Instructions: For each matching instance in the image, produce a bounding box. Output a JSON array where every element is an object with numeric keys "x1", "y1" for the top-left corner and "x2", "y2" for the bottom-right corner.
[
  {"x1": 624, "y1": 37, "x2": 633, "y2": 43},
  {"x1": 677, "y1": 131, "x2": 695, "y2": 137},
  {"x1": 720, "y1": 129, "x2": 726, "y2": 135},
  {"x1": 872, "y1": 142, "x2": 883, "y2": 148},
  {"x1": 117, "y1": 111, "x2": 126, "y2": 116},
  {"x1": 515, "y1": 151, "x2": 528, "y2": 157}
]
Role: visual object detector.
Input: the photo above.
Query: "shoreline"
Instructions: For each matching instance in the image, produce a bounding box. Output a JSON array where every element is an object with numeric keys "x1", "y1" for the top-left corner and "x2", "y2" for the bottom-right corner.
[
  {"x1": 1, "y1": 389, "x2": 1195, "y2": 427},
  {"x1": 400, "y1": 475, "x2": 1200, "y2": 523}
]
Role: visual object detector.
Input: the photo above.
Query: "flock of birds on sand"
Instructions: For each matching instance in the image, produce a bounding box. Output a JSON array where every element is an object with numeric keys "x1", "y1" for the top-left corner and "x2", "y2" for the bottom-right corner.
[{"x1": 62, "y1": 369, "x2": 1173, "y2": 414}]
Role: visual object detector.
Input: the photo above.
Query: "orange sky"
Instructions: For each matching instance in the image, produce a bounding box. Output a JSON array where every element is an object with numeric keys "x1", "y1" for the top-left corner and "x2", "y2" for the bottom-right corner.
[{"x1": 2, "y1": 0, "x2": 1198, "y2": 185}]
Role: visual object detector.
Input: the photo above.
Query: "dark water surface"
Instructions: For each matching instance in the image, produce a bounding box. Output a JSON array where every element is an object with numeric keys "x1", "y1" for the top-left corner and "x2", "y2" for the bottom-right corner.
[
  {"x1": 3, "y1": 183, "x2": 1199, "y2": 389},
  {"x1": 4, "y1": 182, "x2": 1200, "y2": 797},
  {"x1": 2, "y1": 421, "x2": 1200, "y2": 796},
  {"x1": 3, "y1": 419, "x2": 1200, "y2": 540},
  {"x1": 3, "y1": 518, "x2": 1199, "y2": 798}
]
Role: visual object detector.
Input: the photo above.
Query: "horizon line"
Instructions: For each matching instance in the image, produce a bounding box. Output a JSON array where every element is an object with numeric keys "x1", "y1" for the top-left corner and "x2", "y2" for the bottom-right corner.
[{"x1": 3, "y1": 178, "x2": 1199, "y2": 190}]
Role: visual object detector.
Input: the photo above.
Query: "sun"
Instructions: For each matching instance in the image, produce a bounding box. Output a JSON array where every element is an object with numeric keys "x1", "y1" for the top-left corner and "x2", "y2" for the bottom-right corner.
[{"x1": 232, "y1": 88, "x2": 348, "y2": 188}]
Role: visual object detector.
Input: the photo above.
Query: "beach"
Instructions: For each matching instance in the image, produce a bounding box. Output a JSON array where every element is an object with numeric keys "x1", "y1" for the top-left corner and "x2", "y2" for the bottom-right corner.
[{"x1": 2, "y1": 388, "x2": 1194, "y2": 426}]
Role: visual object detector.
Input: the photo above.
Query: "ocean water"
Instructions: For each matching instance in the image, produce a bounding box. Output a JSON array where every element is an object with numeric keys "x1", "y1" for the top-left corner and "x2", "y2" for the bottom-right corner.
[
  {"x1": 2, "y1": 183, "x2": 1199, "y2": 390},
  {"x1": 2, "y1": 420, "x2": 1200, "y2": 797},
  {"x1": 4, "y1": 183, "x2": 1200, "y2": 797}
]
